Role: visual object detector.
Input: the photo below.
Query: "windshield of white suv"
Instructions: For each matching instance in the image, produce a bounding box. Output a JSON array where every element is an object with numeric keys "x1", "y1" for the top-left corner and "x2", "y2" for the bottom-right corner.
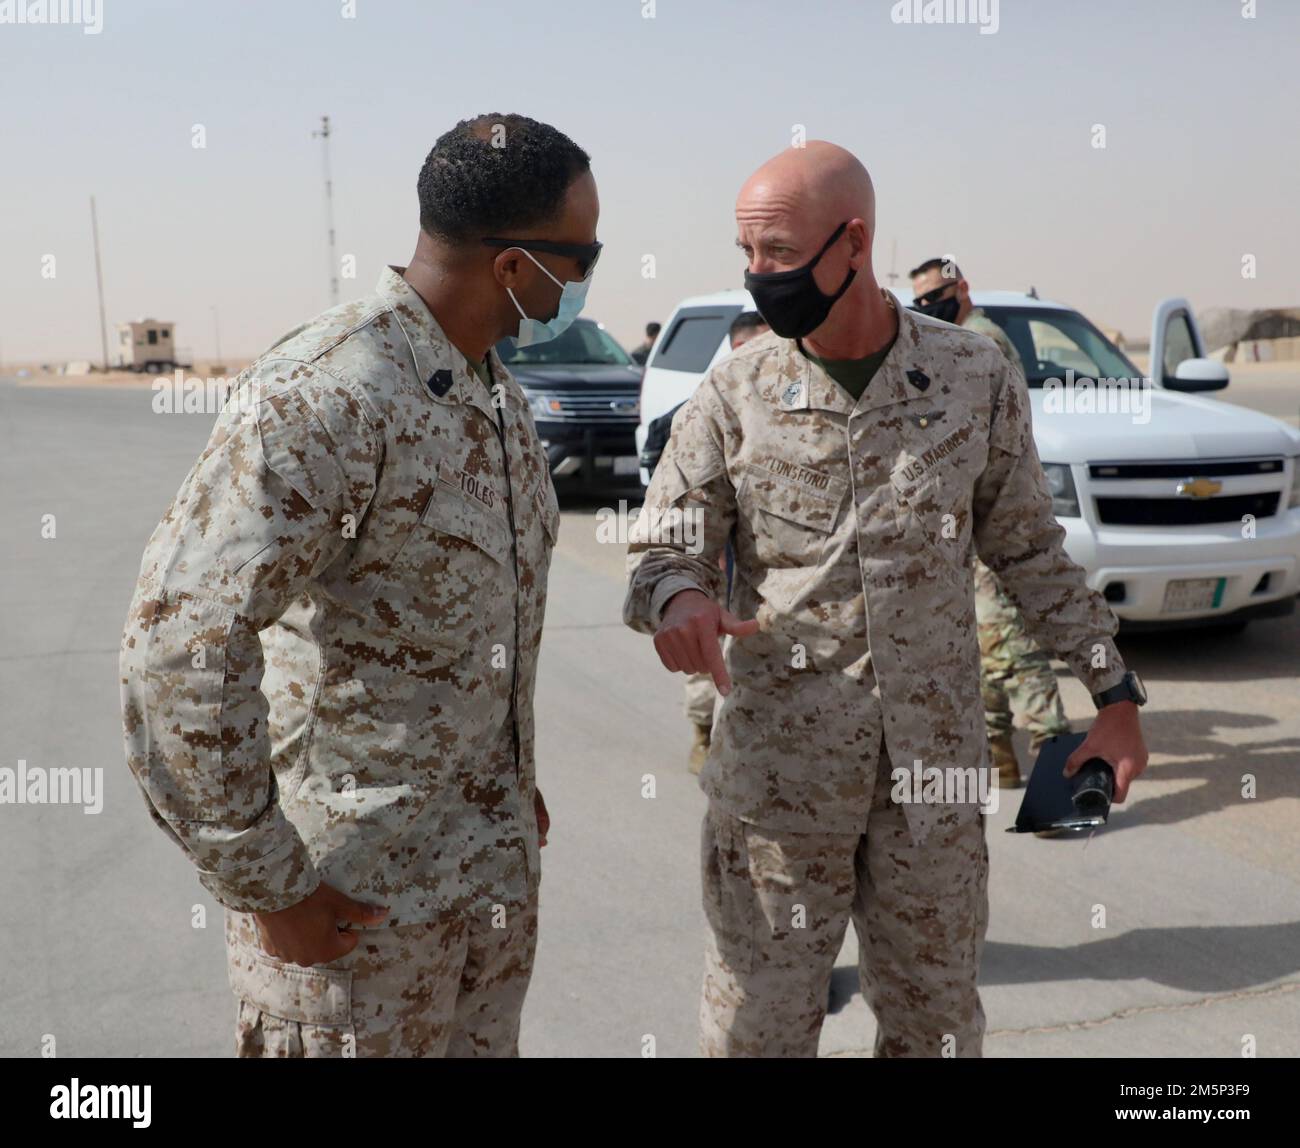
[
  {"x1": 495, "y1": 319, "x2": 634, "y2": 367},
  {"x1": 981, "y1": 307, "x2": 1141, "y2": 387}
]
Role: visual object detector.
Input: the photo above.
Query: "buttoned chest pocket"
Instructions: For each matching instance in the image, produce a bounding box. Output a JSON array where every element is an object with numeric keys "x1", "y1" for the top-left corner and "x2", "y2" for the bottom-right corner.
[
  {"x1": 889, "y1": 446, "x2": 981, "y2": 569},
  {"x1": 372, "y1": 482, "x2": 514, "y2": 650},
  {"x1": 737, "y1": 466, "x2": 846, "y2": 571}
]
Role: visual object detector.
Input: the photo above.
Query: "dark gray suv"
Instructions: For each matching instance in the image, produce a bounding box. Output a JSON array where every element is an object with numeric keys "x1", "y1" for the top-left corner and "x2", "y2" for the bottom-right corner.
[{"x1": 495, "y1": 317, "x2": 642, "y2": 489}]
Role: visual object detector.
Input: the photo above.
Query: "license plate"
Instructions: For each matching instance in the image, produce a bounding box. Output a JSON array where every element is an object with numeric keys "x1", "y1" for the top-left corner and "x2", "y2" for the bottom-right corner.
[
  {"x1": 1161, "y1": 577, "x2": 1225, "y2": 613},
  {"x1": 613, "y1": 456, "x2": 640, "y2": 476}
]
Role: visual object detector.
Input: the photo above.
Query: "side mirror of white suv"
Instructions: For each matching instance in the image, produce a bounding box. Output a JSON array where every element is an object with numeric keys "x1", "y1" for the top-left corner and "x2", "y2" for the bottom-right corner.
[
  {"x1": 1151, "y1": 296, "x2": 1230, "y2": 392},
  {"x1": 1171, "y1": 357, "x2": 1231, "y2": 391}
]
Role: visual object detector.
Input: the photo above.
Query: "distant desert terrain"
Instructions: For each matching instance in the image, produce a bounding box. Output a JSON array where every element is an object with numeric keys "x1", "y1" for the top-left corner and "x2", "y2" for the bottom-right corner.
[{"x1": 2, "y1": 360, "x2": 251, "y2": 387}]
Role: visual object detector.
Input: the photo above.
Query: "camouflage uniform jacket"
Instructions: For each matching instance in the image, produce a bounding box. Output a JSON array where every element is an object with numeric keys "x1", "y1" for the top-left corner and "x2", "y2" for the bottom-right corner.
[
  {"x1": 962, "y1": 306, "x2": 1023, "y2": 375},
  {"x1": 624, "y1": 292, "x2": 1123, "y2": 840},
  {"x1": 120, "y1": 267, "x2": 560, "y2": 924}
]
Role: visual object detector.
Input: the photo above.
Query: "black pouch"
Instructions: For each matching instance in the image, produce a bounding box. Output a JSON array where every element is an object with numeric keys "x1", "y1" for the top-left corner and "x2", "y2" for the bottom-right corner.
[{"x1": 1008, "y1": 730, "x2": 1116, "y2": 834}]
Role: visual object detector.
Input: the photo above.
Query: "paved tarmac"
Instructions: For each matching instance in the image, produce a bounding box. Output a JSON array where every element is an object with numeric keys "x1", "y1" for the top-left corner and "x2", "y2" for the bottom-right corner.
[{"x1": 1, "y1": 376, "x2": 1296, "y2": 1057}]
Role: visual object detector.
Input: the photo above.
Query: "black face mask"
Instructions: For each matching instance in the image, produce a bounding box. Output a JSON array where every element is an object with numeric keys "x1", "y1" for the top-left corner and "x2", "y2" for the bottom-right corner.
[
  {"x1": 743, "y1": 222, "x2": 857, "y2": 338},
  {"x1": 911, "y1": 291, "x2": 961, "y2": 324}
]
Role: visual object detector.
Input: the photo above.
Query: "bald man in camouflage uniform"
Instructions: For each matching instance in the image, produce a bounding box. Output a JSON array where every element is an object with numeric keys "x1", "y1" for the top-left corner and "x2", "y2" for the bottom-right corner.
[
  {"x1": 120, "y1": 115, "x2": 597, "y2": 1056},
  {"x1": 910, "y1": 259, "x2": 1070, "y2": 787},
  {"x1": 626, "y1": 143, "x2": 1146, "y2": 1058}
]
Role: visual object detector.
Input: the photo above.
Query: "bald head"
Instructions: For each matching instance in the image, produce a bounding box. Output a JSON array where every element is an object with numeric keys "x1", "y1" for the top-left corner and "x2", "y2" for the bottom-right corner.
[
  {"x1": 737, "y1": 141, "x2": 875, "y2": 243},
  {"x1": 736, "y1": 141, "x2": 892, "y2": 353}
]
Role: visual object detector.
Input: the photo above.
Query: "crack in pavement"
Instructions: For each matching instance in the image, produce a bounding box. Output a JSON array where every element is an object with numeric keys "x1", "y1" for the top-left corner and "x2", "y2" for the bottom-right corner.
[
  {"x1": 825, "y1": 979, "x2": 1300, "y2": 1055},
  {"x1": 984, "y1": 979, "x2": 1300, "y2": 1038}
]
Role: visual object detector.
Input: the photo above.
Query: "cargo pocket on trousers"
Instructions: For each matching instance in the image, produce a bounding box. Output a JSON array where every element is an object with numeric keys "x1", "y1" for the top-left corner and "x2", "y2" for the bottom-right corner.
[
  {"x1": 229, "y1": 949, "x2": 356, "y2": 1058},
  {"x1": 701, "y1": 810, "x2": 757, "y2": 976}
]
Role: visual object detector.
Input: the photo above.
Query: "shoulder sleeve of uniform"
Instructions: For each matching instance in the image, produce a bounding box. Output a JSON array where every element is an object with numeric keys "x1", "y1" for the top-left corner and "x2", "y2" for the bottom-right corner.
[
  {"x1": 973, "y1": 359, "x2": 1125, "y2": 695},
  {"x1": 134, "y1": 361, "x2": 383, "y2": 620},
  {"x1": 984, "y1": 352, "x2": 1032, "y2": 458},
  {"x1": 624, "y1": 373, "x2": 734, "y2": 633},
  {"x1": 119, "y1": 361, "x2": 383, "y2": 913},
  {"x1": 989, "y1": 326, "x2": 1024, "y2": 377},
  {"x1": 254, "y1": 362, "x2": 383, "y2": 518},
  {"x1": 662, "y1": 374, "x2": 729, "y2": 493},
  {"x1": 964, "y1": 315, "x2": 1023, "y2": 377}
]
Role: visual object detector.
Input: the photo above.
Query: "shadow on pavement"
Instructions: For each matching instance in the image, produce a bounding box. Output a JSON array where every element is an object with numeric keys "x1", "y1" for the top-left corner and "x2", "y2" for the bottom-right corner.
[
  {"x1": 829, "y1": 920, "x2": 1300, "y2": 1011},
  {"x1": 1013, "y1": 708, "x2": 1300, "y2": 832},
  {"x1": 978, "y1": 921, "x2": 1300, "y2": 993}
]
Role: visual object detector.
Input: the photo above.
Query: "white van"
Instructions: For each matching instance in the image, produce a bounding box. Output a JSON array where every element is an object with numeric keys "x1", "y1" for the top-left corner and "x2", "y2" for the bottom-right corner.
[{"x1": 636, "y1": 289, "x2": 1300, "y2": 630}]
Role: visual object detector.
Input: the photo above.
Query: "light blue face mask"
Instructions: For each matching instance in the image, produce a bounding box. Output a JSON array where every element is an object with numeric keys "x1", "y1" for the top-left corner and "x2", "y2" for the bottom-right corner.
[{"x1": 506, "y1": 248, "x2": 591, "y2": 347}]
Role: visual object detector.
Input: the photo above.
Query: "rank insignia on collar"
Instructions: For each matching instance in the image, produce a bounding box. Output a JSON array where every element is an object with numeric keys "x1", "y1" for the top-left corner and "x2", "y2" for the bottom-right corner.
[
  {"x1": 425, "y1": 369, "x2": 455, "y2": 398},
  {"x1": 905, "y1": 368, "x2": 930, "y2": 391},
  {"x1": 781, "y1": 381, "x2": 803, "y2": 405}
]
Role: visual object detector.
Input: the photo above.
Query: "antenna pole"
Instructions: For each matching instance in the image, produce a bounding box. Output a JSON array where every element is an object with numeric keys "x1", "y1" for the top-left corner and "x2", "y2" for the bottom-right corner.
[
  {"x1": 312, "y1": 116, "x2": 339, "y2": 306},
  {"x1": 90, "y1": 195, "x2": 110, "y2": 370}
]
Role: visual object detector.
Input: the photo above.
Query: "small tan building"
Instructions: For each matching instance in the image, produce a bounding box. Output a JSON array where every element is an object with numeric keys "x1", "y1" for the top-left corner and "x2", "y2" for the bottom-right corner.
[{"x1": 117, "y1": 319, "x2": 176, "y2": 372}]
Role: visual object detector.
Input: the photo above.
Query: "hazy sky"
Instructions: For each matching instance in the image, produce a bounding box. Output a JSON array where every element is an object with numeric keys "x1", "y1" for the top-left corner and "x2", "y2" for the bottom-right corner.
[{"x1": 1, "y1": 0, "x2": 1295, "y2": 363}]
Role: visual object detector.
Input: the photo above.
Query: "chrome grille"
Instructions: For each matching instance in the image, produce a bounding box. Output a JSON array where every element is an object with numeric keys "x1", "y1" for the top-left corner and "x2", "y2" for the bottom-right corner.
[
  {"x1": 1089, "y1": 458, "x2": 1284, "y2": 479},
  {"x1": 536, "y1": 391, "x2": 639, "y2": 421},
  {"x1": 1087, "y1": 456, "x2": 1288, "y2": 526}
]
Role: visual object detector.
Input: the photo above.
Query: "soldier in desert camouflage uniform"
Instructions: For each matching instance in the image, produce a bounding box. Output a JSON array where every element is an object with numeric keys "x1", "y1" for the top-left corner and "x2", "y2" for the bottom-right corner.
[
  {"x1": 910, "y1": 258, "x2": 1071, "y2": 787},
  {"x1": 626, "y1": 143, "x2": 1148, "y2": 1057},
  {"x1": 120, "y1": 114, "x2": 598, "y2": 1057}
]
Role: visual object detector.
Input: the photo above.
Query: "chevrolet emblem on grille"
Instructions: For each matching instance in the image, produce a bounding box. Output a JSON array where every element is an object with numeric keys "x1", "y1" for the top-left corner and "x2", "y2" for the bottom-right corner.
[{"x1": 1176, "y1": 477, "x2": 1223, "y2": 499}]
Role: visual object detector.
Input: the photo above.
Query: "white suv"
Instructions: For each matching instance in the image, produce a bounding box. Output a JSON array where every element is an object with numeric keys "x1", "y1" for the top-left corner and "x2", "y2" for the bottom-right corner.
[{"x1": 636, "y1": 289, "x2": 1300, "y2": 630}]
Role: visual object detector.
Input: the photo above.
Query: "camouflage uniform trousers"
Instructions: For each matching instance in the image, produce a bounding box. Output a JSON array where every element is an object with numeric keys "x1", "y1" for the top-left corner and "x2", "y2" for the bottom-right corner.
[
  {"x1": 975, "y1": 560, "x2": 1070, "y2": 743},
  {"x1": 684, "y1": 559, "x2": 730, "y2": 728},
  {"x1": 699, "y1": 752, "x2": 989, "y2": 1058},
  {"x1": 224, "y1": 894, "x2": 538, "y2": 1058},
  {"x1": 684, "y1": 672, "x2": 717, "y2": 727}
]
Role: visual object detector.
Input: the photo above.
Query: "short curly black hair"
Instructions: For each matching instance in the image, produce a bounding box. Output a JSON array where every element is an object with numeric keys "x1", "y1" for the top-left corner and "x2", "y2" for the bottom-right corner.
[{"x1": 417, "y1": 114, "x2": 591, "y2": 244}]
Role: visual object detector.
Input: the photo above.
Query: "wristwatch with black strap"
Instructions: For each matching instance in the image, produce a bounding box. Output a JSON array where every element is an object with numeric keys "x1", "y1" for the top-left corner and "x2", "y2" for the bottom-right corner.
[{"x1": 1092, "y1": 670, "x2": 1147, "y2": 710}]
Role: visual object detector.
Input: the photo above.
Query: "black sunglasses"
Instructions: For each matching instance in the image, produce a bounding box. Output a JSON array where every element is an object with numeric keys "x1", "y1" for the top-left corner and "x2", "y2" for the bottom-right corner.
[
  {"x1": 481, "y1": 237, "x2": 603, "y2": 280},
  {"x1": 913, "y1": 282, "x2": 959, "y2": 307}
]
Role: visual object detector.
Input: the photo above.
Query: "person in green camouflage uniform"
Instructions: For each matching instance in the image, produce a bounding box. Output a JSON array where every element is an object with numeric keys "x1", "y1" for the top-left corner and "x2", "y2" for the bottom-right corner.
[{"x1": 910, "y1": 259, "x2": 1071, "y2": 786}]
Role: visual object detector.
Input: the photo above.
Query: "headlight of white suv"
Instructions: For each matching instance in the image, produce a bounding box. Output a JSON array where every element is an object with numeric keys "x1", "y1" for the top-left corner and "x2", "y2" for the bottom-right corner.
[{"x1": 1041, "y1": 462, "x2": 1081, "y2": 517}]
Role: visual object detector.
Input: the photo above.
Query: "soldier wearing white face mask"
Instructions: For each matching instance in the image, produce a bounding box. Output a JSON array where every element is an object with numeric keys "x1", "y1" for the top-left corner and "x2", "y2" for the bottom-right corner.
[{"x1": 121, "y1": 113, "x2": 599, "y2": 1058}]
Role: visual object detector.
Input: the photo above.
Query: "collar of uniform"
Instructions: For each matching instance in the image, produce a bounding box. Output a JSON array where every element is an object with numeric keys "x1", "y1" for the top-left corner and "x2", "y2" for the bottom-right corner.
[
  {"x1": 377, "y1": 265, "x2": 491, "y2": 412},
  {"x1": 852, "y1": 289, "x2": 936, "y2": 416},
  {"x1": 782, "y1": 339, "x2": 857, "y2": 416},
  {"x1": 777, "y1": 289, "x2": 913, "y2": 416},
  {"x1": 483, "y1": 344, "x2": 532, "y2": 421},
  {"x1": 458, "y1": 330, "x2": 538, "y2": 434}
]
